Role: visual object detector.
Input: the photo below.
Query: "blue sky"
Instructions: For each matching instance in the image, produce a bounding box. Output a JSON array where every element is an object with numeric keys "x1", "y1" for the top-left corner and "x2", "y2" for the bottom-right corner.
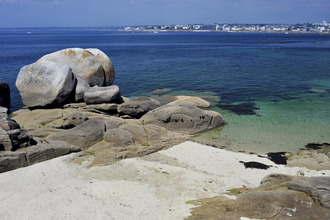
[{"x1": 0, "y1": 0, "x2": 329, "y2": 27}]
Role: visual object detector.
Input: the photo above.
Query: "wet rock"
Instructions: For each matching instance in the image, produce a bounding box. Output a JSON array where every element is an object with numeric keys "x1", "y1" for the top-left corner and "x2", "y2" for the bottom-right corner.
[
  {"x1": 239, "y1": 161, "x2": 272, "y2": 169},
  {"x1": 118, "y1": 97, "x2": 161, "y2": 118},
  {"x1": 141, "y1": 104, "x2": 225, "y2": 134},
  {"x1": 49, "y1": 120, "x2": 105, "y2": 149},
  {"x1": 267, "y1": 152, "x2": 287, "y2": 165},
  {"x1": 16, "y1": 61, "x2": 76, "y2": 108},
  {"x1": 84, "y1": 85, "x2": 121, "y2": 104},
  {"x1": 218, "y1": 102, "x2": 260, "y2": 116},
  {"x1": 0, "y1": 81, "x2": 10, "y2": 110}
]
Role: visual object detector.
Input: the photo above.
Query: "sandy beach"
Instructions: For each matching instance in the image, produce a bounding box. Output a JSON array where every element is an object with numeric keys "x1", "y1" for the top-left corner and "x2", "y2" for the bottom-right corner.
[{"x1": 1, "y1": 141, "x2": 328, "y2": 220}]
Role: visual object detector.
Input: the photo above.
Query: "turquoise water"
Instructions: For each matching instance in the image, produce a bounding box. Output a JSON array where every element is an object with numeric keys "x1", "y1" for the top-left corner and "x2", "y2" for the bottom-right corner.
[{"x1": 0, "y1": 28, "x2": 330, "y2": 153}]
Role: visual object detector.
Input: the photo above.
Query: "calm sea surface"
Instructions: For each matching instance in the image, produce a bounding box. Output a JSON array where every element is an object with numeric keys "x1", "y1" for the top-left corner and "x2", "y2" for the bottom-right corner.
[{"x1": 1, "y1": 28, "x2": 330, "y2": 153}]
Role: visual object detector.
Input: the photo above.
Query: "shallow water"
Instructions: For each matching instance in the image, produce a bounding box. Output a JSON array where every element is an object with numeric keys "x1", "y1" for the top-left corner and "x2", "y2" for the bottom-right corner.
[{"x1": 1, "y1": 28, "x2": 329, "y2": 153}]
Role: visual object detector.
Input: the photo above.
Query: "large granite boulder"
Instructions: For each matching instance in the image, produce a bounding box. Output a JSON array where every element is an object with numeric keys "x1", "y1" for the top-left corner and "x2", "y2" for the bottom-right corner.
[
  {"x1": 0, "y1": 82, "x2": 10, "y2": 110},
  {"x1": 141, "y1": 105, "x2": 225, "y2": 134},
  {"x1": 118, "y1": 97, "x2": 161, "y2": 118},
  {"x1": 16, "y1": 61, "x2": 76, "y2": 107},
  {"x1": 49, "y1": 120, "x2": 105, "y2": 149},
  {"x1": 84, "y1": 85, "x2": 121, "y2": 104},
  {"x1": 38, "y1": 48, "x2": 114, "y2": 87},
  {"x1": 86, "y1": 48, "x2": 115, "y2": 86}
]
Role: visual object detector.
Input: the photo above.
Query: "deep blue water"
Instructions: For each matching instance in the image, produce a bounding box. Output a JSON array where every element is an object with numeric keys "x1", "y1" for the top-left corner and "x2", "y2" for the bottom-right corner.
[
  {"x1": 1, "y1": 28, "x2": 330, "y2": 152},
  {"x1": 1, "y1": 28, "x2": 329, "y2": 112}
]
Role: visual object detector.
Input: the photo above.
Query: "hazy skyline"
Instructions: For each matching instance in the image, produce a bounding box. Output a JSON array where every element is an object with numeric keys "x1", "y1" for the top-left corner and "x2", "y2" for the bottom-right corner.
[{"x1": 0, "y1": 0, "x2": 329, "y2": 28}]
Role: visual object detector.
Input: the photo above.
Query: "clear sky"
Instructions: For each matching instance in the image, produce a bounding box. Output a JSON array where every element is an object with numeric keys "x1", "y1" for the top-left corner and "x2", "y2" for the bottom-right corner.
[{"x1": 0, "y1": 0, "x2": 329, "y2": 28}]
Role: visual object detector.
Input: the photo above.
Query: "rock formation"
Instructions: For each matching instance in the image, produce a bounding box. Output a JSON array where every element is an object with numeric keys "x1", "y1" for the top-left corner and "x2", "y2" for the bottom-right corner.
[
  {"x1": 15, "y1": 48, "x2": 116, "y2": 108},
  {"x1": 16, "y1": 61, "x2": 76, "y2": 107},
  {"x1": 0, "y1": 81, "x2": 10, "y2": 110},
  {"x1": 141, "y1": 104, "x2": 225, "y2": 134}
]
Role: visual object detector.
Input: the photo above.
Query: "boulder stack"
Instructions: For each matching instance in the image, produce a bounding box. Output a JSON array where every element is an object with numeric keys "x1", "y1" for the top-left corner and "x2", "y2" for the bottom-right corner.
[{"x1": 16, "y1": 48, "x2": 116, "y2": 108}]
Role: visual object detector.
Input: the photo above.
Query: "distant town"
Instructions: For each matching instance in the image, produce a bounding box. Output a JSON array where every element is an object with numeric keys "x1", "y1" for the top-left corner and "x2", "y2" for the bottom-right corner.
[{"x1": 122, "y1": 21, "x2": 330, "y2": 33}]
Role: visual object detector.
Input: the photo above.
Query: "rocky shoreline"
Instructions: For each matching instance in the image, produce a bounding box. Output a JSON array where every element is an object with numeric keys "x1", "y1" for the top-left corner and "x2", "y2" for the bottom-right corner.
[{"x1": 1, "y1": 48, "x2": 329, "y2": 219}]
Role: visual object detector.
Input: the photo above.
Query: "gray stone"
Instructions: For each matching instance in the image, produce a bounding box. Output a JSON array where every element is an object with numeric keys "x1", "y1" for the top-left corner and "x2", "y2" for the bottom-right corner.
[
  {"x1": 38, "y1": 48, "x2": 105, "y2": 87},
  {"x1": 288, "y1": 176, "x2": 330, "y2": 209},
  {"x1": 7, "y1": 128, "x2": 34, "y2": 151},
  {"x1": 25, "y1": 141, "x2": 80, "y2": 165},
  {"x1": 104, "y1": 128, "x2": 135, "y2": 147},
  {"x1": 0, "y1": 151, "x2": 27, "y2": 173},
  {"x1": 56, "y1": 112, "x2": 89, "y2": 129},
  {"x1": 0, "y1": 117, "x2": 20, "y2": 131},
  {"x1": 261, "y1": 174, "x2": 330, "y2": 209},
  {"x1": 75, "y1": 77, "x2": 90, "y2": 102},
  {"x1": 104, "y1": 117, "x2": 126, "y2": 130},
  {"x1": 84, "y1": 85, "x2": 121, "y2": 104},
  {"x1": 118, "y1": 97, "x2": 161, "y2": 118},
  {"x1": 0, "y1": 107, "x2": 7, "y2": 118},
  {"x1": 86, "y1": 48, "x2": 115, "y2": 86},
  {"x1": 16, "y1": 61, "x2": 76, "y2": 107},
  {"x1": 0, "y1": 127, "x2": 12, "y2": 151},
  {"x1": 50, "y1": 120, "x2": 105, "y2": 149},
  {"x1": 119, "y1": 123, "x2": 149, "y2": 145},
  {"x1": 0, "y1": 81, "x2": 10, "y2": 110},
  {"x1": 141, "y1": 104, "x2": 225, "y2": 134},
  {"x1": 82, "y1": 103, "x2": 118, "y2": 113},
  {"x1": 168, "y1": 95, "x2": 210, "y2": 108}
]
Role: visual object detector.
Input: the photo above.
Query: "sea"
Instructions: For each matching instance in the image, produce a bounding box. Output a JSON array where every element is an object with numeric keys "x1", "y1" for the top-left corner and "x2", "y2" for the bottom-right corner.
[{"x1": 1, "y1": 28, "x2": 330, "y2": 153}]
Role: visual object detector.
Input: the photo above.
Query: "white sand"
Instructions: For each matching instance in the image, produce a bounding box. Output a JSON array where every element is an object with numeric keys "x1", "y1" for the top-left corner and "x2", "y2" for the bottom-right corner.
[{"x1": 1, "y1": 141, "x2": 329, "y2": 220}]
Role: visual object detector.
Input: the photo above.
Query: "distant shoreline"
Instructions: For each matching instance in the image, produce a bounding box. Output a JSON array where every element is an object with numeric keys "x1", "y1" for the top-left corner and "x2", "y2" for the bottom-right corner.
[{"x1": 119, "y1": 29, "x2": 330, "y2": 34}]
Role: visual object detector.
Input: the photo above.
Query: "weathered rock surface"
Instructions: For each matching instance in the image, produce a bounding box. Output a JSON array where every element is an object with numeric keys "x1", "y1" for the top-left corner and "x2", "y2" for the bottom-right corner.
[
  {"x1": 0, "y1": 81, "x2": 10, "y2": 110},
  {"x1": 0, "y1": 128, "x2": 12, "y2": 151},
  {"x1": 52, "y1": 112, "x2": 89, "y2": 129},
  {"x1": 0, "y1": 140, "x2": 80, "y2": 173},
  {"x1": 104, "y1": 128, "x2": 135, "y2": 147},
  {"x1": 168, "y1": 95, "x2": 210, "y2": 108},
  {"x1": 0, "y1": 114, "x2": 35, "y2": 151},
  {"x1": 86, "y1": 48, "x2": 115, "y2": 86},
  {"x1": 141, "y1": 104, "x2": 225, "y2": 134},
  {"x1": 188, "y1": 174, "x2": 330, "y2": 219},
  {"x1": 0, "y1": 107, "x2": 7, "y2": 118},
  {"x1": 287, "y1": 150, "x2": 330, "y2": 170},
  {"x1": 75, "y1": 77, "x2": 90, "y2": 102},
  {"x1": 84, "y1": 85, "x2": 121, "y2": 104},
  {"x1": 38, "y1": 48, "x2": 105, "y2": 87},
  {"x1": 49, "y1": 120, "x2": 105, "y2": 149},
  {"x1": 16, "y1": 61, "x2": 76, "y2": 107},
  {"x1": 0, "y1": 151, "x2": 27, "y2": 173},
  {"x1": 118, "y1": 97, "x2": 161, "y2": 118}
]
